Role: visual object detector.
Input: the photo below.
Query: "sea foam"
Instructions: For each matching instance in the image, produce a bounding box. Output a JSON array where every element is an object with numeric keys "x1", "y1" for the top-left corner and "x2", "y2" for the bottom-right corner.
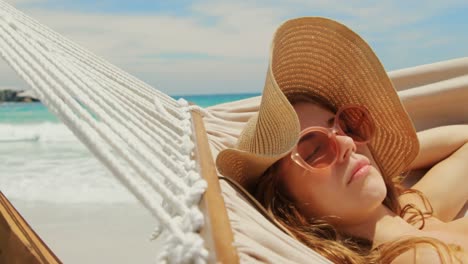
[
  {"x1": 0, "y1": 122, "x2": 138, "y2": 204},
  {"x1": 0, "y1": 122, "x2": 78, "y2": 143}
]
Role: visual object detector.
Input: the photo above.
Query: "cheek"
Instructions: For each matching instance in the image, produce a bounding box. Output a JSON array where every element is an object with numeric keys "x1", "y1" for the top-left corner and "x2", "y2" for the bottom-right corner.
[
  {"x1": 280, "y1": 159, "x2": 333, "y2": 196},
  {"x1": 281, "y1": 168, "x2": 342, "y2": 219},
  {"x1": 280, "y1": 166, "x2": 312, "y2": 200}
]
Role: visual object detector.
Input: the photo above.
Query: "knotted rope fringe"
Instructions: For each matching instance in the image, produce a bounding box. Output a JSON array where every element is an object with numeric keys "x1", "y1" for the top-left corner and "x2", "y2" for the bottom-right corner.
[{"x1": 0, "y1": 2, "x2": 208, "y2": 263}]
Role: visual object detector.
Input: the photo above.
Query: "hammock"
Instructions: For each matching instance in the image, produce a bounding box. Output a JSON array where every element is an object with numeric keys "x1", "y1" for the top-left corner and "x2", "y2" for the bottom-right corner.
[
  {"x1": 0, "y1": 1, "x2": 467, "y2": 263},
  {"x1": 0, "y1": 1, "x2": 212, "y2": 263}
]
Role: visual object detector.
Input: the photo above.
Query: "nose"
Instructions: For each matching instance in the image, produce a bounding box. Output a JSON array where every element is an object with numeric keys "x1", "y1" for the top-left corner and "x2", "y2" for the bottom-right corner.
[{"x1": 335, "y1": 134, "x2": 357, "y2": 163}]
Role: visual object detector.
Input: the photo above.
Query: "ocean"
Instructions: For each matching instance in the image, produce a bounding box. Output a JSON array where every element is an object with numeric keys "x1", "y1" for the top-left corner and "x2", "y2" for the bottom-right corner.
[{"x1": 0, "y1": 93, "x2": 259, "y2": 204}]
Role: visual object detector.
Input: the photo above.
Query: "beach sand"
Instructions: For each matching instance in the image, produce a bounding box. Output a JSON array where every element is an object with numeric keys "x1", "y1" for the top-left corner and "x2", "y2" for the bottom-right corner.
[{"x1": 9, "y1": 199, "x2": 158, "y2": 263}]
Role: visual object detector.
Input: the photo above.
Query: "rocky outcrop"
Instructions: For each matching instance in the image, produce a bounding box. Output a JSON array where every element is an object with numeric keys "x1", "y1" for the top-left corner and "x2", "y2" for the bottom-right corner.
[{"x1": 0, "y1": 89, "x2": 40, "y2": 103}]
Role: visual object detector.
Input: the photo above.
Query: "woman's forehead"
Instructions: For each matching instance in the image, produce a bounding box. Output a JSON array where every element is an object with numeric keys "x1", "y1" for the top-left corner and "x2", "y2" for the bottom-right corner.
[{"x1": 292, "y1": 102, "x2": 334, "y2": 129}]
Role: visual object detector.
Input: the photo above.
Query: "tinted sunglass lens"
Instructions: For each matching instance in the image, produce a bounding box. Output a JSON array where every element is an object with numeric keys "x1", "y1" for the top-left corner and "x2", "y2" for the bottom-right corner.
[
  {"x1": 297, "y1": 130, "x2": 337, "y2": 168},
  {"x1": 337, "y1": 107, "x2": 375, "y2": 142}
]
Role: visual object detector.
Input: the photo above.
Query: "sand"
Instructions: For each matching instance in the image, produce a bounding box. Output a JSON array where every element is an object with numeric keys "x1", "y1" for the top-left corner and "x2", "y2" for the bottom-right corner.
[{"x1": 9, "y1": 199, "x2": 159, "y2": 264}]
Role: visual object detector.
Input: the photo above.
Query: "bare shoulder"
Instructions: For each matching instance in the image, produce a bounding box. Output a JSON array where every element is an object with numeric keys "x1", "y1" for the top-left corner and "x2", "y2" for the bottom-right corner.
[
  {"x1": 446, "y1": 217, "x2": 468, "y2": 236},
  {"x1": 424, "y1": 226, "x2": 468, "y2": 251},
  {"x1": 391, "y1": 247, "x2": 440, "y2": 264},
  {"x1": 391, "y1": 245, "x2": 468, "y2": 264}
]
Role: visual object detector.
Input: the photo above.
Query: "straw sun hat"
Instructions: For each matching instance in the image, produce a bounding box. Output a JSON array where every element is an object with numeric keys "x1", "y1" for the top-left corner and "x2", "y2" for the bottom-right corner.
[{"x1": 216, "y1": 17, "x2": 419, "y2": 191}]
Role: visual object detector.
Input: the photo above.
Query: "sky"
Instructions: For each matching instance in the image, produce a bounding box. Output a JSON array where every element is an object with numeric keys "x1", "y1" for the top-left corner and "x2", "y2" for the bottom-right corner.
[{"x1": 0, "y1": 0, "x2": 467, "y2": 95}]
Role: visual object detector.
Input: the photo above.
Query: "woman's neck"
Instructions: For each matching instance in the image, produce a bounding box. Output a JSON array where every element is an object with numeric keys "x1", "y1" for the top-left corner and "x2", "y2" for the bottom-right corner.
[{"x1": 341, "y1": 205, "x2": 417, "y2": 248}]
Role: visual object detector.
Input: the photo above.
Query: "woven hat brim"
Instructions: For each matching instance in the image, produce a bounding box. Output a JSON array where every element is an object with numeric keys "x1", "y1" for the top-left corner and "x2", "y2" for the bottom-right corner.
[
  {"x1": 216, "y1": 148, "x2": 281, "y2": 191},
  {"x1": 216, "y1": 70, "x2": 301, "y2": 190}
]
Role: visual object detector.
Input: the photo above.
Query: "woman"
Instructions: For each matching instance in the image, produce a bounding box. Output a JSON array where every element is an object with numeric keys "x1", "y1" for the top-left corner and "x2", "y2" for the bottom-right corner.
[{"x1": 216, "y1": 17, "x2": 467, "y2": 263}]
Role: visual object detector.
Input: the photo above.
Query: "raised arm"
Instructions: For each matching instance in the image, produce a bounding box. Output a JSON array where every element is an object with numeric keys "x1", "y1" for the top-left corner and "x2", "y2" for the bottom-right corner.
[
  {"x1": 404, "y1": 125, "x2": 468, "y2": 221},
  {"x1": 408, "y1": 125, "x2": 468, "y2": 170}
]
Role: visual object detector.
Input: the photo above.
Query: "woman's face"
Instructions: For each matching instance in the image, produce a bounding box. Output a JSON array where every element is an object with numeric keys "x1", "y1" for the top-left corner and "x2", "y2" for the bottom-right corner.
[{"x1": 278, "y1": 101, "x2": 387, "y2": 227}]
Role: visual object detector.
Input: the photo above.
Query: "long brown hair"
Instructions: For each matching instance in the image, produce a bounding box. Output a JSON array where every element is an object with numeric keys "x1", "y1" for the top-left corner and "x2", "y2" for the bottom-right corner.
[
  {"x1": 253, "y1": 94, "x2": 462, "y2": 263},
  {"x1": 255, "y1": 163, "x2": 463, "y2": 263}
]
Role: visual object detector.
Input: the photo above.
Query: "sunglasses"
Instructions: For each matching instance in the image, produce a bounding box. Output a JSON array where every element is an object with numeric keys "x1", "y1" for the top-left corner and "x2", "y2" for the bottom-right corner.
[{"x1": 291, "y1": 105, "x2": 375, "y2": 171}]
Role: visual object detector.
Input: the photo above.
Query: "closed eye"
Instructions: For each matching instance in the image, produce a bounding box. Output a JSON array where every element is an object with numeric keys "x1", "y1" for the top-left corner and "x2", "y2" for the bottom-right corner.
[{"x1": 305, "y1": 145, "x2": 321, "y2": 162}]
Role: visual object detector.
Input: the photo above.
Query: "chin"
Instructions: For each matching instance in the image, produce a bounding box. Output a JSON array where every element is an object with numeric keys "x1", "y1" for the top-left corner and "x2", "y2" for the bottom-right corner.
[
  {"x1": 361, "y1": 168, "x2": 387, "y2": 206},
  {"x1": 337, "y1": 169, "x2": 388, "y2": 225}
]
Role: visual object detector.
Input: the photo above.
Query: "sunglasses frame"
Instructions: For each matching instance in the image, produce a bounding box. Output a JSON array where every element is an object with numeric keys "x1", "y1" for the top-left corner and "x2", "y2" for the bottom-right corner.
[{"x1": 290, "y1": 105, "x2": 374, "y2": 172}]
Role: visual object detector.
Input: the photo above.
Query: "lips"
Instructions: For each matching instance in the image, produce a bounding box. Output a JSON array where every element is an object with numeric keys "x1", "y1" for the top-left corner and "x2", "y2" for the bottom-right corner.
[{"x1": 347, "y1": 158, "x2": 371, "y2": 184}]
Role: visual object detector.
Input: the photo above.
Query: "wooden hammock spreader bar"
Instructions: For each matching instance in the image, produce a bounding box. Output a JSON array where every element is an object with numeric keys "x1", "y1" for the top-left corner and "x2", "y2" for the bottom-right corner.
[
  {"x1": 0, "y1": 191, "x2": 62, "y2": 264},
  {"x1": 190, "y1": 109, "x2": 239, "y2": 264}
]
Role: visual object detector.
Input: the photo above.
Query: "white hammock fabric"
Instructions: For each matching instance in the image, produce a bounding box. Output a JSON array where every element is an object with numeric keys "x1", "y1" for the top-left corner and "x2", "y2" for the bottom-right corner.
[{"x1": 0, "y1": 1, "x2": 208, "y2": 263}]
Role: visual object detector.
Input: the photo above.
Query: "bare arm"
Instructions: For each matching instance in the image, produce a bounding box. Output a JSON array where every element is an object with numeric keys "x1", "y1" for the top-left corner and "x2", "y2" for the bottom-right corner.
[
  {"x1": 408, "y1": 125, "x2": 468, "y2": 170},
  {"x1": 403, "y1": 125, "x2": 468, "y2": 221}
]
